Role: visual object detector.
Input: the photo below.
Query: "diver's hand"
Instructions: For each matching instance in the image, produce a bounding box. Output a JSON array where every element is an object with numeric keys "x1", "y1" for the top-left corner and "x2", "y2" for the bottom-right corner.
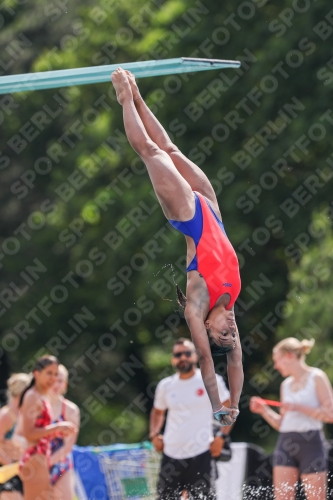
[
  {"x1": 213, "y1": 406, "x2": 234, "y2": 426},
  {"x1": 230, "y1": 407, "x2": 240, "y2": 422}
]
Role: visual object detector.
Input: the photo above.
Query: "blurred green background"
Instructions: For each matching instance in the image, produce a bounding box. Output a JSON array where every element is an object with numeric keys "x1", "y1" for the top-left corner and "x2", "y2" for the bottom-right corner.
[{"x1": 1, "y1": 0, "x2": 333, "y2": 451}]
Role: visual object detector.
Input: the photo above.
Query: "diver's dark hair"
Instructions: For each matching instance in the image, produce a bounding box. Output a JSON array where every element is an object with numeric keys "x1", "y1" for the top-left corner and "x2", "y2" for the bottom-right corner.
[
  {"x1": 19, "y1": 355, "x2": 59, "y2": 407},
  {"x1": 207, "y1": 331, "x2": 233, "y2": 357},
  {"x1": 176, "y1": 285, "x2": 187, "y2": 310}
]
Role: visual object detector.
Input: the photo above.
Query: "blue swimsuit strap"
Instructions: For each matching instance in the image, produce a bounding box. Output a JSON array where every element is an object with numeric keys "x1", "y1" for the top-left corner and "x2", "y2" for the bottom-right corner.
[
  {"x1": 5, "y1": 424, "x2": 15, "y2": 440},
  {"x1": 169, "y1": 193, "x2": 203, "y2": 272},
  {"x1": 169, "y1": 192, "x2": 203, "y2": 246}
]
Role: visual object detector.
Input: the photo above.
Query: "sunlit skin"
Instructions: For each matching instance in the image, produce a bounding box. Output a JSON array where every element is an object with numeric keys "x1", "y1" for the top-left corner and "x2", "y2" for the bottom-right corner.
[
  {"x1": 111, "y1": 67, "x2": 243, "y2": 418},
  {"x1": 272, "y1": 350, "x2": 298, "y2": 378},
  {"x1": 48, "y1": 367, "x2": 80, "y2": 500},
  {"x1": 205, "y1": 307, "x2": 236, "y2": 350},
  {"x1": 34, "y1": 363, "x2": 59, "y2": 393},
  {"x1": 151, "y1": 340, "x2": 232, "y2": 464},
  {"x1": 0, "y1": 396, "x2": 25, "y2": 471},
  {"x1": 0, "y1": 396, "x2": 23, "y2": 500},
  {"x1": 171, "y1": 342, "x2": 198, "y2": 377},
  {"x1": 19, "y1": 362, "x2": 76, "y2": 500},
  {"x1": 51, "y1": 370, "x2": 67, "y2": 396},
  {"x1": 19, "y1": 363, "x2": 76, "y2": 447},
  {"x1": 250, "y1": 346, "x2": 333, "y2": 500},
  {"x1": 185, "y1": 238, "x2": 238, "y2": 344}
]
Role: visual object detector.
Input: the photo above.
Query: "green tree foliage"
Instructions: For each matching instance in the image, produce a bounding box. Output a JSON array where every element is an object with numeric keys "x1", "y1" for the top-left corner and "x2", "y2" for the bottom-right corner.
[
  {"x1": 1, "y1": 0, "x2": 333, "y2": 446},
  {"x1": 249, "y1": 211, "x2": 333, "y2": 447},
  {"x1": 275, "y1": 211, "x2": 333, "y2": 379}
]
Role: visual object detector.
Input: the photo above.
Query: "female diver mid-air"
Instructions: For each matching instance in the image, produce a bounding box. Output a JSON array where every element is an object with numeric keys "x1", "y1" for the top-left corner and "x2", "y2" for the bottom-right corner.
[{"x1": 111, "y1": 68, "x2": 243, "y2": 425}]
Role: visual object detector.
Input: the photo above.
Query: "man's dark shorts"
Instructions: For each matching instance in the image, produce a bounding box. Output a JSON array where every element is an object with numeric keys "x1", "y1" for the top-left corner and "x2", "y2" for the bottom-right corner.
[{"x1": 156, "y1": 450, "x2": 216, "y2": 500}]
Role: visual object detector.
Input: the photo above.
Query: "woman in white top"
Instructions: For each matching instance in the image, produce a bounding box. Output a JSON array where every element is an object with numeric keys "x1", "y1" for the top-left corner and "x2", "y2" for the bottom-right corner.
[{"x1": 250, "y1": 337, "x2": 333, "y2": 500}]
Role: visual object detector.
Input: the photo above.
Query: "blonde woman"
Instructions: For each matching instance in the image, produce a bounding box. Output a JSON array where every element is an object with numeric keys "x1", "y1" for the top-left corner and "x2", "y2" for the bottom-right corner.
[
  {"x1": 0, "y1": 374, "x2": 30, "y2": 500},
  {"x1": 250, "y1": 338, "x2": 333, "y2": 500},
  {"x1": 49, "y1": 365, "x2": 80, "y2": 500}
]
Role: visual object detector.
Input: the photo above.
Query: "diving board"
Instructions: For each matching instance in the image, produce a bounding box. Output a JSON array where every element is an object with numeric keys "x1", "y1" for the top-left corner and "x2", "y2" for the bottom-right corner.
[{"x1": 0, "y1": 57, "x2": 241, "y2": 95}]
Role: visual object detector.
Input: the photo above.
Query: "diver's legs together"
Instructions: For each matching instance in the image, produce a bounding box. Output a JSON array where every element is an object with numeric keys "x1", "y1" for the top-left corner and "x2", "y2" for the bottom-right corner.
[
  {"x1": 112, "y1": 68, "x2": 194, "y2": 222},
  {"x1": 126, "y1": 70, "x2": 221, "y2": 218},
  {"x1": 111, "y1": 68, "x2": 221, "y2": 221}
]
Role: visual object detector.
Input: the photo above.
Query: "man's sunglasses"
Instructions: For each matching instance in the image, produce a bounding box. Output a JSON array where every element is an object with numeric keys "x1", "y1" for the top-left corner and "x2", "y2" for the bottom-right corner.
[{"x1": 173, "y1": 351, "x2": 193, "y2": 359}]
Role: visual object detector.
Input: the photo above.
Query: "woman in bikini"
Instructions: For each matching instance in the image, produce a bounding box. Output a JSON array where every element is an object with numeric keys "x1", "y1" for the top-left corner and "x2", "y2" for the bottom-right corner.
[
  {"x1": 0, "y1": 373, "x2": 30, "y2": 500},
  {"x1": 18, "y1": 356, "x2": 76, "y2": 500},
  {"x1": 111, "y1": 68, "x2": 243, "y2": 424},
  {"x1": 49, "y1": 364, "x2": 80, "y2": 500},
  {"x1": 250, "y1": 338, "x2": 333, "y2": 500}
]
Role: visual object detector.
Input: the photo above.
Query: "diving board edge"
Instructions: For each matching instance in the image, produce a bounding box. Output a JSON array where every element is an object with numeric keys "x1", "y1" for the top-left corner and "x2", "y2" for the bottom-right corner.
[{"x1": 0, "y1": 57, "x2": 241, "y2": 95}]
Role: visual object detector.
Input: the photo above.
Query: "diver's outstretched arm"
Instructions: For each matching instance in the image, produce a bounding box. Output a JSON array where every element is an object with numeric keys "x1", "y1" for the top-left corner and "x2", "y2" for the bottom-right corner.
[
  {"x1": 185, "y1": 305, "x2": 225, "y2": 412},
  {"x1": 185, "y1": 298, "x2": 242, "y2": 423},
  {"x1": 126, "y1": 71, "x2": 221, "y2": 217},
  {"x1": 226, "y1": 326, "x2": 243, "y2": 414}
]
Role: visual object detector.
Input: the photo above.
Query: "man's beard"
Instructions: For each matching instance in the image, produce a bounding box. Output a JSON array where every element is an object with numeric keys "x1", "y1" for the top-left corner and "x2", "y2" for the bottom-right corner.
[{"x1": 176, "y1": 361, "x2": 195, "y2": 373}]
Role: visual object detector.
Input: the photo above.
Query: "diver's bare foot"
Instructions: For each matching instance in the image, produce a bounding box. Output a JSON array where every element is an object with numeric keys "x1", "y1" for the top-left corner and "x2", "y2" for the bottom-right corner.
[
  {"x1": 111, "y1": 68, "x2": 132, "y2": 105},
  {"x1": 125, "y1": 70, "x2": 141, "y2": 101}
]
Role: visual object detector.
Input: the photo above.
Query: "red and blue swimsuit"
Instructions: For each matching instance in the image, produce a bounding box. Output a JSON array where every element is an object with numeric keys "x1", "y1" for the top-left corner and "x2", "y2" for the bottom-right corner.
[
  {"x1": 49, "y1": 400, "x2": 73, "y2": 485},
  {"x1": 169, "y1": 191, "x2": 241, "y2": 311},
  {"x1": 19, "y1": 399, "x2": 52, "y2": 469}
]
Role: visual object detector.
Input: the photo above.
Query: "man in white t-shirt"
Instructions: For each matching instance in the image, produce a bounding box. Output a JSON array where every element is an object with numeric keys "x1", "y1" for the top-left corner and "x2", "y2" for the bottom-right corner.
[{"x1": 149, "y1": 337, "x2": 231, "y2": 500}]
